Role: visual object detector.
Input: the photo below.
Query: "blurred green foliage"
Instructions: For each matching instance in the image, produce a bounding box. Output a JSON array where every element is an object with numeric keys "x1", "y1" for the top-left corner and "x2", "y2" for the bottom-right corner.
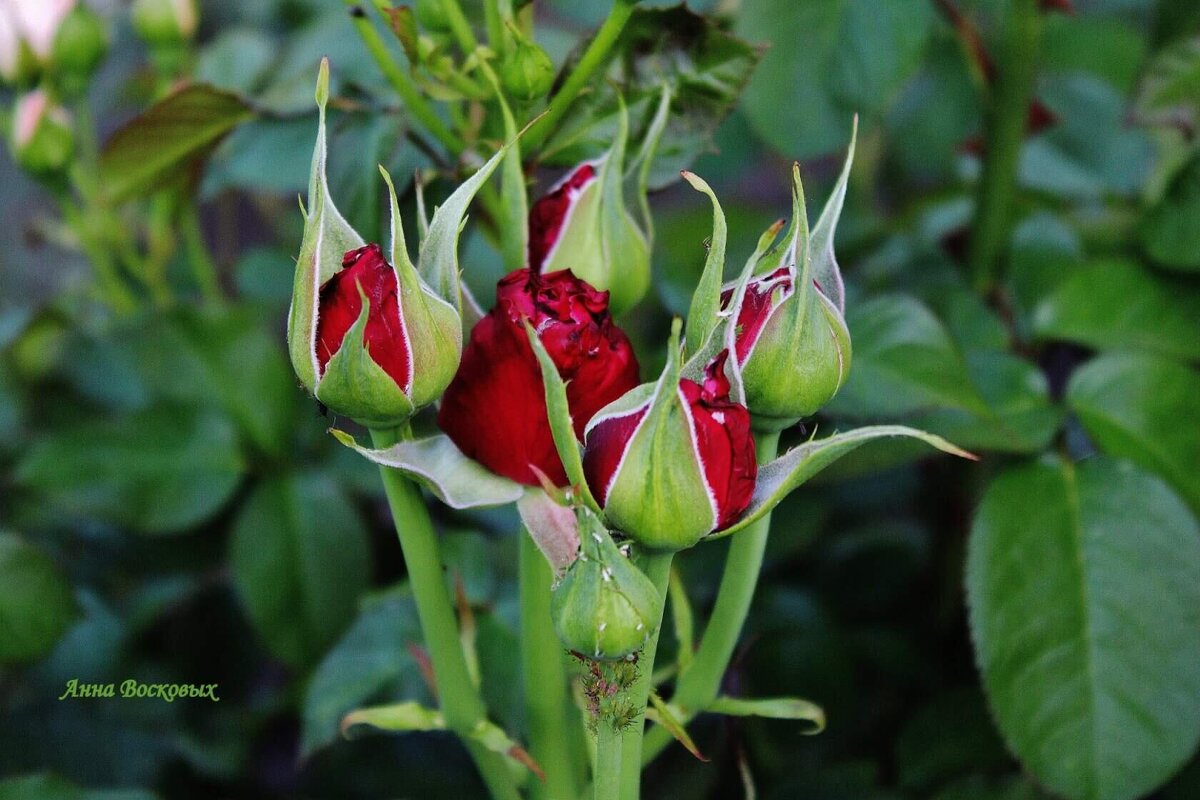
[{"x1": 1, "y1": 0, "x2": 1199, "y2": 799}]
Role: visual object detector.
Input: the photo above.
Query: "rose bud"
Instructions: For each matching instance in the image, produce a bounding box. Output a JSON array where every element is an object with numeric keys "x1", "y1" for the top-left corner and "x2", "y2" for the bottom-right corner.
[
  {"x1": 551, "y1": 506, "x2": 661, "y2": 660},
  {"x1": 10, "y1": 90, "x2": 73, "y2": 177},
  {"x1": 722, "y1": 125, "x2": 857, "y2": 431},
  {"x1": 51, "y1": 5, "x2": 108, "y2": 94},
  {"x1": 583, "y1": 324, "x2": 757, "y2": 551},
  {"x1": 290, "y1": 61, "x2": 506, "y2": 428},
  {"x1": 437, "y1": 268, "x2": 640, "y2": 487},
  {"x1": 527, "y1": 95, "x2": 667, "y2": 315},
  {"x1": 131, "y1": 0, "x2": 197, "y2": 46},
  {"x1": 499, "y1": 27, "x2": 554, "y2": 103},
  {"x1": 305, "y1": 241, "x2": 460, "y2": 426}
]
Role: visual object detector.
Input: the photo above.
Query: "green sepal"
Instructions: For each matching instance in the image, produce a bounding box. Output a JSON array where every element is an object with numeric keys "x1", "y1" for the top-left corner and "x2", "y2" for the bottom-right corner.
[
  {"x1": 288, "y1": 58, "x2": 365, "y2": 394},
  {"x1": 711, "y1": 425, "x2": 975, "y2": 539},
  {"x1": 417, "y1": 137, "x2": 512, "y2": 315},
  {"x1": 681, "y1": 171, "x2": 728, "y2": 358},
  {"x1": 380, "y1": 167, "x2": 462, "y2": 409},
  {"x1": 708, "y1": 695, "x2": 825, "y2": 734},
  {"x1": 523, "y1": 320, "x2": 601, "y2": 511},
  {"x1": 550, "y1": 507, "x2": 662, "y2": 660},
  {"x1": 596, "y1": 320, "x2": 717, "y2": 551},
  {"x1": 315, "y1": 285, "x2": 414, "y2": 428},
  {"x1": 808, "y1": 115, "x2": 857, "y2": 314}
]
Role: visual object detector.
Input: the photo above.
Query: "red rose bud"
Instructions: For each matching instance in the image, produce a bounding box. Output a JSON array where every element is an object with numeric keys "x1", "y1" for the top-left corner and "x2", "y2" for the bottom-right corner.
[
  {"x1": 527, "y1": 96, "x2": 660, "y2": 315},
  {"x1": 722, "y1": 128, "x2": 856, "y2": 431},
  {"x1": 290, "y1": 62, "x2": 497, "y2": 427},
  {"x1": 583, "y1": 332, "x2": 757, "y2": 550},
  {"x1": 10, "y1": 90, "x2": 73, "y2": 177},
  {"x1": 438, "y1": 268, "x2": 640, "y2": 487}
]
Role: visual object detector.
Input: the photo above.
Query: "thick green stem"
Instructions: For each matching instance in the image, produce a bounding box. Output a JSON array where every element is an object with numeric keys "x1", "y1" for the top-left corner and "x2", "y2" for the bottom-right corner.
[
  {"x1": 439, "y1": 0, "x2": 480, "y2": 56},
  {"x1": 520, "y1": 533, "x2": 579, "y2": 800},
  {"x1": 966, "y1": 0, "x2": 1041, "y2": 292},
  {"x1": 594, "y1": 719, "x2": 623, "y2": 800},
  {"x1": 345, "y1": 3, "x2": 465, "y2": 156},
  {"x1": 617, "y1": 552, "x2": 674, "y2": 800},
  {"x1": 521, "y1": 0, "x2": 638, "y2": 153},
  {"x1": 369, "y1": 428, "x2": 521, "y2": 800},
  {"x1": 640, "y1": 431, "x2": 781, "y2": 766}
]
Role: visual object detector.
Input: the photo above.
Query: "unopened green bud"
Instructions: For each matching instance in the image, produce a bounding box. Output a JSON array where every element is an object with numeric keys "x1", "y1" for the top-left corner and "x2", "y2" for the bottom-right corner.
[
  {"x1": 499, "y1": 32, "x2": 554, "y2": 102},
  {"x1": 10, "y1": 90, "x2": 73, "y2": 177},
  {"x1": 131, "y1": 0, "x2": 197, "y2": 46},
  {"x1": 51, "y1": 6, "x2": 108, "y2": 92},
  {"x1": 551, "y1": 509, "x2": 661, "y2": 661}
]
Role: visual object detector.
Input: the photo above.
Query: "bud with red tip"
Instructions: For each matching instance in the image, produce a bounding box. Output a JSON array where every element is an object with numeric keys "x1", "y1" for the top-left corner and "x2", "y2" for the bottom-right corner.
[
  {"x1": 583, "y1": 322, "x2": 757, "y2": 551},
  {"x1": 722, "y1": 122, "x2": 857, "y2": 431},
  {"x1": 288, "y1": 60, "x2": 506, "y2": 427},
  {"x1": 9, "y1": 89, "x2": 73, "y2": 176},
  {"x1": 438, "y1": 267, "x2": 641, "y2": 486},
  {"x1": 528, "y1": 93, "x2": 669, "y2": 315}
]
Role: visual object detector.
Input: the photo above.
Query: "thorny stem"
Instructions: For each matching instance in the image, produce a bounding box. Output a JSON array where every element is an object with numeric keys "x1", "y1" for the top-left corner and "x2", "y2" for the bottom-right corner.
[
  {"x1": 966, "y1": 0, "x2": 1042, "y2": 292},
  {"x1": 639, "y1": 430, "x2": 781, "y2": 767},
  {"x1": 617, "y1": 551, "x2": 673, "y2": 800},
  {"x1": 369, "y1": 427, "x2": 521, "y2": 800},
  {"x1": 594, "y1": 717, "x2": 624, "y2": 800},
  {"x1": 520, "y1": 532, "x2": 581, "y2": 800}
]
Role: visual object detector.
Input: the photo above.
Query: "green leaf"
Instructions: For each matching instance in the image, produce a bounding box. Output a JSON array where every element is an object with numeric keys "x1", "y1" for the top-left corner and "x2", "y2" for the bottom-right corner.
[
  {"x1": 1141, "y1": 155, "x2": 1200, "y2": 272},
  {"x1": 668, "y1": 567, "x2": 695, "y2": 673},
  {"x1": 99, "y1": 84, "x2": 255, "y2": 202},
  {"x1": 332, "y1": 431, "x2": 524, "y2": 509},
  {"x1": 708, "y1": 695, "x2": 825, "y2": 734},
  {"x1": 0, "y1": 533, "x2": 76, "y2": 663},
  {"x1": 523, "y1": 322, "x2": 600, "y2": 511},
  {"x1": 827, "y1": 295, "x2": 990, "y2": 419},
  {"x1": 967, "y1": 458, "x2": 1200, "y2": 800},
  {"x1": 544, "y1": 5, "x2": 760, "y2": 189},
  {"x1": 647, "y1": 692, "x2": 708, "y2": 761},
  {"x1": 301, "y1": 585, "x2": 429, "y2": 756},
  {"x1": 1032, "y1": 259, "x2": 1200, "y2": 360},
  {"x1": 1133, "y1": 35, "x2": 1200, "y2": 132},
  {"x1": 1067, "y1": 352, "x2": 1200, "y2": 513},
  {"x1": 16, "y1": 405, "x2": 243, "y2": 534},
  {"x1": 230, "y1": 474, "x2": 371, "y2": 668},
  {"x1": 906, "y1": 351, "x2": 1063, "y2": 454},
  {"x1": 341, "y1": 701, "x2": 444, "y2": 738},
  {"x1": 0, "y1": 774, "x2": 159, "y2": 800},
  {"x1": 737, "y1": 0, "x2": 933, "y2": 159},
  {"x1": 714, "y1": 425, "x2": 973, "y2": 538}
]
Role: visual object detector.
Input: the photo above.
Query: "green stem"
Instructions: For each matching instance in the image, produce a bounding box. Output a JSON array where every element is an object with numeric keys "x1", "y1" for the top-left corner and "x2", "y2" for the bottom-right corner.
[
  {"x1": 965, "y1": 0, "x2": 1041, "y2": 292},
  {"x1": 181, "y1": 204, "x2": 222, "y2": 303},
  {"x1": 617, "y1": 552, "x2": 674, "y2": 800},
  {"x1": 520, "y1": 532, "x2": 579, "y2": 800},
  {"x1": 369, "y1": 428, "x2": 521, "y2": 800},
  {"x1": 594, "y1": 719, "x2": 623, "y2": 800},
  {"x1": 521, "y1": 0, "x2": 638, "y2": 153},
  {"x1": 439, "y1": 0, "x2": 480, "y2": 56},
  {"x1": 345, "y1": 3, "x2": 465, "y2": 156},
  {"x1": 639, "y1": 431, "x2": 781, "y2": 767}
]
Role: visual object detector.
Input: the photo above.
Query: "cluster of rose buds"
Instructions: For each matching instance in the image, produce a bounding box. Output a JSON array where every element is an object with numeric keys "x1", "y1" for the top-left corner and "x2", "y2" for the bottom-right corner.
[{"x1": 290, "y1": 63, "x2": 860, "y2": 665}]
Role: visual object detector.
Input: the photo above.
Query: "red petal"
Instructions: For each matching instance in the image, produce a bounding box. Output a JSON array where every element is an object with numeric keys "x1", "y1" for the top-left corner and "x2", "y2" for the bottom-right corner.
[
  {"x1": 681, "y1": 369, "x2": 757, "y2": 530},
  {"x1": 723, "y1": 268, "x2": 792, "y2": 364},
  {"x1": 316, "y1": 244, "x2": 410, "y2": 392},
  {"x1": 582, "y1": 406, "x2": 648, "y2": 506},
  {"x1": 438, "y1": 268, "x2": 640, "y2": 486},
  {"x1": 527, "y1": 164, "x2": 597, "y2": 271}
]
